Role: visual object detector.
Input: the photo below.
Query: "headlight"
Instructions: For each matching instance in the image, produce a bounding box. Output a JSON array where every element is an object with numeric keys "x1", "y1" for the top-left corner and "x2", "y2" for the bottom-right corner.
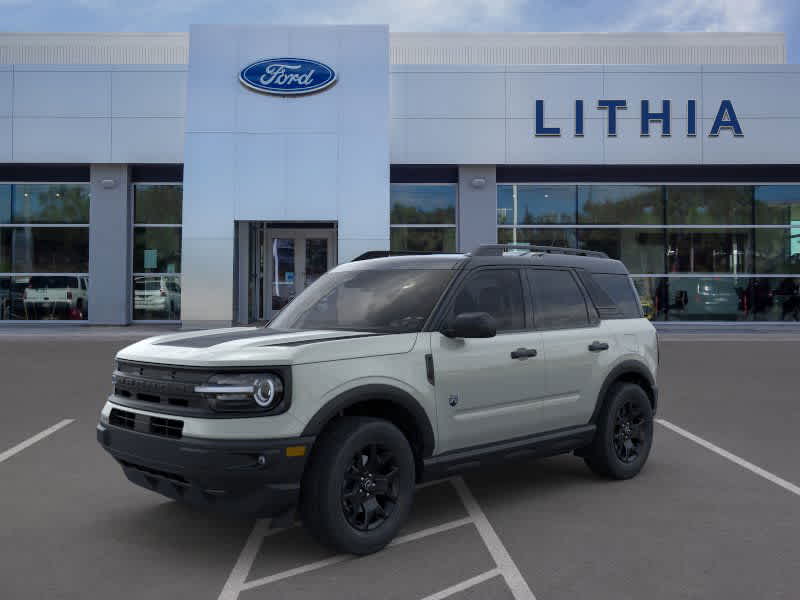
[{"x1": 195, "y1": 373, "x2": 285, "y2": 413}]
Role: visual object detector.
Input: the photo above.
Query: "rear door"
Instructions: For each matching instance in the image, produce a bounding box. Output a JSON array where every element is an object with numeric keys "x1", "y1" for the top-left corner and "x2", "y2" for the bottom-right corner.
[
  {"x1": 526, "y1": 268, "x2": 613, "y2": 430},
  {"x1": 432, "y1": 267, "x2": 547, "y2": 453}
]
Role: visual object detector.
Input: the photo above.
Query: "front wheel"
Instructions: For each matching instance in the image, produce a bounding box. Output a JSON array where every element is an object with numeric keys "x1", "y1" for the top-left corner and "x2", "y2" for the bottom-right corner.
[
  {"x1": 584, "y1": 382, "x2": 653, "y2": 479},
  {"x1": 301, "y1": 417, "x2": 415, "y2": 555}
]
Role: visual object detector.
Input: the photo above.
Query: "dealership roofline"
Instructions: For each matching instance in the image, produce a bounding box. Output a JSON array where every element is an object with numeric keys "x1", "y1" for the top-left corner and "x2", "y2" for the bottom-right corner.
[{"x1": 0, "y1": 30, "x2": 786, "y2": 65}]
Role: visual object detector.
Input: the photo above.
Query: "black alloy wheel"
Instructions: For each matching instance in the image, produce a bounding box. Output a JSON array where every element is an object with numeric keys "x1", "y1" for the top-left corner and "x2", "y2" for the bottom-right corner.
[
  {"x1": 583, "y1": 382, "x2": 653, "y2": 479},
  {"x1": 612, "y1": 399, "x2": 647, "y2": 464},
  {"x1": 301, "y1": 416, "x2": 415, "y2": 555},
  {"x1": 341, "y1": 443, "x2": 400, "y2": 531}
]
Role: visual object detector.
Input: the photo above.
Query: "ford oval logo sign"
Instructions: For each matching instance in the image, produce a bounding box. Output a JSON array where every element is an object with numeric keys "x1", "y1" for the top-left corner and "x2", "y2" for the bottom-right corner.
[{"x1": 239, "y1": 58, "x2": 337, "y2": 96}]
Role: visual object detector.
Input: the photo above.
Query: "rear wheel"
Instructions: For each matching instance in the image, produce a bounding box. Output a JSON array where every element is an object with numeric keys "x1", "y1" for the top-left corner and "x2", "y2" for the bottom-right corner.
[
  {"x1": 301, "y1": 417, "x2": 415, "y2": 555},
  {"x1": 584, "y1": 382, "x2": 653, "y2": 479}
]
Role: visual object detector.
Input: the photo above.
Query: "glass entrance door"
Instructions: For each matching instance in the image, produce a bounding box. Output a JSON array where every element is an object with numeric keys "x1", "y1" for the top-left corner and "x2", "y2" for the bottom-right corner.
[{"x1": 264, "y1": 228, "x2": 336, "y2": 321}]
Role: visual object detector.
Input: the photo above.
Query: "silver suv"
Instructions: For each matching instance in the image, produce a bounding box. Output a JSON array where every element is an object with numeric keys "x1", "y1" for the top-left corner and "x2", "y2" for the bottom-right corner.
[{"x1": 97, "y1": 244, "x2": 658, "y2": 555}]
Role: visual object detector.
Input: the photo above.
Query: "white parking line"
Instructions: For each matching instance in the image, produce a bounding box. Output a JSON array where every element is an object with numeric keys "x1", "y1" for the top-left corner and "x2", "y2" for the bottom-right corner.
[
  {"x1": 218, "y1": 477, "x2": 536, "y2": 600},
  {"x1": 237, "y1": 517, "x2": 473, "y2": 593},
  {"x1": 419, "y1": 569, "x2": 501, "y2": 600},
  {"x1": 452, "y1": 477, "x2": 537, "y2": 600},
  {"x1": 218, "y1": 519, "x2": 282, "y2": 600},
  {"x1": 656, "y1": 418, "x2": 800, "y2": 498},
  {"x1": 0, "y1": 419, "x2": 75, "y2": 464}
]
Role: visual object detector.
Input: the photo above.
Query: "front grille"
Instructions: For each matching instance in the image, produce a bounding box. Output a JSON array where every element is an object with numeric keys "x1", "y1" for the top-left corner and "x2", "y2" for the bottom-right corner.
[
  {"x1": 113, "y1": 360, "x2": 211, "y2": 415},
  {"x1": 149, "y1": 416, "x2": 184, "y2": 439},
  {"x1": 109, "y1": 407, "x2": 184, "y2": 439},
  {"x1": 109, "y1": 408, "x2": 136, "y2": 430}
]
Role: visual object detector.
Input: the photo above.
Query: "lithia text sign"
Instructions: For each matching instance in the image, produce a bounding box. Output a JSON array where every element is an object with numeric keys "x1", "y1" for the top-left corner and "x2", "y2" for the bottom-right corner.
[{"x1": 535, "y1": 99, "x2": 743, "y2": 137}]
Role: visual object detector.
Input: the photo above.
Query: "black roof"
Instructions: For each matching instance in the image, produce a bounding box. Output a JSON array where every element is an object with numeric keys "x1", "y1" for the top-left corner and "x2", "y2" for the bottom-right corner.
[{"x1": 344, "y1": 245, "x2": 629, "y2": 275}]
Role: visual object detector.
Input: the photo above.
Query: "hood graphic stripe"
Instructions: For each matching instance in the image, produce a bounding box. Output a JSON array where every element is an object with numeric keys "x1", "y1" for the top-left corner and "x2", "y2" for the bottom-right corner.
[
  {"x1": 155, "y1": 328, "x2": 297, "y2": 348},
  {"x1": 265, "y1": 333, "x2": 378, "y2": 347}
]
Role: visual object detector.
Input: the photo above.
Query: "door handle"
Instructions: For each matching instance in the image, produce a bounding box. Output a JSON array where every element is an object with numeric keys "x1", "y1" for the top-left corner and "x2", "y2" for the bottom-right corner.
[
  {"x1": 510, "y1": 348, "x2": 537, "y2": 360},
  {"x1": 588, "y1": 341, "x2": 610, "y2": 352}
]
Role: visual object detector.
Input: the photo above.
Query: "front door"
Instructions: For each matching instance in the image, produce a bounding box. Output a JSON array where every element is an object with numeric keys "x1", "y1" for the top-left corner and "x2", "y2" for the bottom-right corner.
[
  {"x1": 266, "y1": 228, "x2": 337, "y2": 320},
  {"x1": 432, "y1": 268, "x2": 548, "y2": 454}
]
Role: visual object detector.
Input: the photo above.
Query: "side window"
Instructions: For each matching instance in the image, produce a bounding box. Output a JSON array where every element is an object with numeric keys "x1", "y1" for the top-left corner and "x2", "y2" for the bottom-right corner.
[
  {"x1": 527, "y1": 269, "x2": 590, "y2": 330},
  {"x1": 450, "y1": 269, "x2": 525, "y2": 332},
  {"x1": 593, "y1": 273, "x2": 643, "y2": 319}
]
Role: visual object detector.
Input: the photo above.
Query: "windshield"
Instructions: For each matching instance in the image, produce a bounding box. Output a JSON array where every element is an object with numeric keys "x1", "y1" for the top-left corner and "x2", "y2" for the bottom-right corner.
[{"x1": 269, "y1": 268, "x2": 454, "y2": 333}]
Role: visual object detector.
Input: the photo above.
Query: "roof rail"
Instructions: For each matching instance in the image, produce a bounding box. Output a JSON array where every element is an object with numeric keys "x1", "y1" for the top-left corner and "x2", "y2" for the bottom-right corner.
[
  {"x1": 351, "y1": 250, "x2": 438, "y2": 262},
  {"x1": 472, "y1": 243, "x2": 609, "y2": 258}
]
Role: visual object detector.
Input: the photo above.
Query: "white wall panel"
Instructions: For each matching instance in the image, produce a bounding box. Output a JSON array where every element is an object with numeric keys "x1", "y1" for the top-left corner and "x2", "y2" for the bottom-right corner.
[
  {"x1": 506, "y1": 117, "x2": 604, "y2": 164},
  {"x1": 401, "y1": 72, "x2": 505, "y2": 118},
  {"x1": 112, "y1": 70, "x2": 186, "y2": 116},
  {"x1": 606, "y1": 118, "x2": 701, "y2": 164},
  {"x1": 337, "y1": 134, "x2": 389, "y2": 238},
  {"x1": 702, "y1": 117, "x2": 800, "y2": 164},
  {"x1": 182, "y1": 132, "x2": 235, "y2": 238},
  {"x1": 111, "y1": 117, "x2": 184, "y2": 162},
  {"x1": 506, "y1": 71, "x2": 603, "y2": 119},
  {"x1": 285, "y1": 133, "x2": 338, "y2": 221},
  {"x1": 234, "y1": 134, "x2": 286, "y2": 221},
  {"x1": 13, "y1": 117, "x2": 110, "y2": 162},
  {"x1": 0, "y1": 69, "x2": 11, "y2": 117},
  {"x1": 0, "y1": 118, "x2": 11, "y2": 160},
  {"x1": 13, "y1": 70, "x2": 110, "y2": 117},
  {"x1": 184, "y1": 27, "x2": 239, "y2": 133},
  {"x1": 404, "y1": 118, "x2": 504, "y2": 164},
  {"x1": 603, "y1": 71, "x2": 701, "y2": 118},
  {"x1": 338, "y1": 237, "x2": 389, "y2": 263},
  {"x1": 702, "y1": 71, "x2": 800, "y2": 118}
]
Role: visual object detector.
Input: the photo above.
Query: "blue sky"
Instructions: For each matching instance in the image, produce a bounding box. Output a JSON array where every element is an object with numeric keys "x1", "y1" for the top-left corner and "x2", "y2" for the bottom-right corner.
[{"x1": 1, "y1": 0, "x2": 797, "y2": 62}]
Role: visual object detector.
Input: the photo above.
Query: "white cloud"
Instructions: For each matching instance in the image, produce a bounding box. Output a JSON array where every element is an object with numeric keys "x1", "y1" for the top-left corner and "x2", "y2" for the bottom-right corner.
[
  {"x1": 298, "y1": 0, "x2": 523, "y2": 31},
  {"x1": 621, "y1": 0, "x2": 781, "y2": 32}
]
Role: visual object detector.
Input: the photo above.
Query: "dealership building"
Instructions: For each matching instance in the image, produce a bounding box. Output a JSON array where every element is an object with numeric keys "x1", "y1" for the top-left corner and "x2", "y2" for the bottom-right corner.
[{"x1": 0, "y1": 27, "x2": 799, "y2": 326}]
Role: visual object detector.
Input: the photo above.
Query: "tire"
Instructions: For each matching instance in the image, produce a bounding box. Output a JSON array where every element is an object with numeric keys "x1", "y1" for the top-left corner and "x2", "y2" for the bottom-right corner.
[
  {"x1": 584, "y1": 382, "x2": 653, "y2": 480},
  {"x1": 300, "y1": 417, "x2": 416, "y2": 555}
]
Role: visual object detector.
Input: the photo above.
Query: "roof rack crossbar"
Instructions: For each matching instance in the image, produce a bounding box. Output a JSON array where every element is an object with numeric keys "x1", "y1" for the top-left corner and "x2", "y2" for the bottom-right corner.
[{"x1": 472, "y1": 243, "x2": 608, "y2": 259}]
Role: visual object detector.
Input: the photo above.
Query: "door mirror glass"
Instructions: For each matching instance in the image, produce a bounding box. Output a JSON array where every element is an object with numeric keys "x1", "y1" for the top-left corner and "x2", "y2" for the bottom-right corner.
[{"x1": 442, "y1": 312, "x2": 497, "y2": 338}]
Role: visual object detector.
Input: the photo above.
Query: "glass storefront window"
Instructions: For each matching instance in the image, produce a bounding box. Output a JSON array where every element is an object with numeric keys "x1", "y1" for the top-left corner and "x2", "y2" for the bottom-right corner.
[
  {"x1": 132, "y1": 184, "x2": 182, "y2": 320},
  {"x1": 666, "y1": 186, "x2": 753, "y2": 225},
  {"x1": 498, "y1": 227, "x2": 577, "y2": 248},
  {"x1": 578, "y1": 229, "x2": 665, "y2": 274},
  {"x1": 391, "y1": 184, "x2": 456, "y2": 225},
  {"x1": 667, "y1": 229, "x2": 753, "y2": 274},
  {"x1": 390, "y1": 227, "x2": 456, "y2": 252},
  {"x1": 1, "y1": 228, "x2": 90, "y2": 273},
  {"x1": 1, "y1": 275, "x2": 89, "y2": 321},
  {"x1": 755, "y1": 185, "x2": 800, "y2": 225},
  {"x1": 132, "y1": 275, "x2": 181, "y2": 320},
  {"x1": 133, "y1": 227, "x2": 181, "y2": 273},
  {"x1": 497, "y1": 185, "x2": 576, "y2": 225},
  {"x1": 133, "y1": 185, "x2": 182, "y2": 225},
  {"x1": 755, "y1": 228, "x2": 800, "y2": 274},
  {"x1": 1, "y1": 184, "x2": 90, "y2": 225},
  {"x1": 578, "y1": 185, "x2": 662, "y2": 225},
  {"x1": 391, "y1": 184, "x2": 457, "y2": 253},
  {"x1": 0, "y1": 183, "x2": 90, "y2": 321}
]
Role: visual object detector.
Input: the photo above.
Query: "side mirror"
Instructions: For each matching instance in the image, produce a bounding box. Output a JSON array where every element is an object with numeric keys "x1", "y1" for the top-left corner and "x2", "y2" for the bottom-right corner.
[{"x1": 442, "y1": 312, "x2": 497, "y2": 339}]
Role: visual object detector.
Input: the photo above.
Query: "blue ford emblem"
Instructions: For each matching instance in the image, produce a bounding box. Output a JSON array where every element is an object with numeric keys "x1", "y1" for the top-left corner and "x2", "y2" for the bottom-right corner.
[{"x1": 239, "y1": 58, "x2": 337, "y2": 96}]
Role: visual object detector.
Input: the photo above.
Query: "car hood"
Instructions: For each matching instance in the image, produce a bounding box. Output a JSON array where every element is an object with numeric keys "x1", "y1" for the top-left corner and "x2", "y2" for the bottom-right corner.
[{"x1": 115, "y1": 327, "x2": 419, "y2": 368}]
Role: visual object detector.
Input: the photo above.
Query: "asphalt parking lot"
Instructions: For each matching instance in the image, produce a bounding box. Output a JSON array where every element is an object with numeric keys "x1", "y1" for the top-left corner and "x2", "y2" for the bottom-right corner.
[{"x1": 1, "y1": 328, "x2": 799, "y2": 600}]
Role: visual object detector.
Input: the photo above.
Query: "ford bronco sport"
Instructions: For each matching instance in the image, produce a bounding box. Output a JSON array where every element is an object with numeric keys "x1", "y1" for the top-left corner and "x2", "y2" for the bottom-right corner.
[{"x1": 97, "y1": 244, "x2": 658, "y2": 555}]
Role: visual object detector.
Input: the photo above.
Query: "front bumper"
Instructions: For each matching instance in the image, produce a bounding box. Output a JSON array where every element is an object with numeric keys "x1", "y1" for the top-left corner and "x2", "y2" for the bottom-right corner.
[{"x1": 97, "y1": 421, "x2": 314, "y2": 517}]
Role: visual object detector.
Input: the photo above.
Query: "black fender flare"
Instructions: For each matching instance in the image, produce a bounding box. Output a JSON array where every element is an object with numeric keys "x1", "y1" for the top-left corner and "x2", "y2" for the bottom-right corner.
[
  {"x1": 301, "y1": 384, "x2": 436, "y2": 458},
  {"x1": 590, "y1": 360, "x2": 657, "y2": 423}
]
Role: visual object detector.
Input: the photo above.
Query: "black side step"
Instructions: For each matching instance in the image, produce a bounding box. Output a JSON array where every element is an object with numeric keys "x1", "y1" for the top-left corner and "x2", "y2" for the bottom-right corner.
[{"x1": 421, "y1": 424, "x2": 596, "y2": 482}]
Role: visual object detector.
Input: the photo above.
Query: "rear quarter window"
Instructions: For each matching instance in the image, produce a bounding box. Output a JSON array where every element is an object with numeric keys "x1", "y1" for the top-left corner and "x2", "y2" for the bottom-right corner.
[{"x1": 592, "y1": 273, "x2": 643, "y2": 319}]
